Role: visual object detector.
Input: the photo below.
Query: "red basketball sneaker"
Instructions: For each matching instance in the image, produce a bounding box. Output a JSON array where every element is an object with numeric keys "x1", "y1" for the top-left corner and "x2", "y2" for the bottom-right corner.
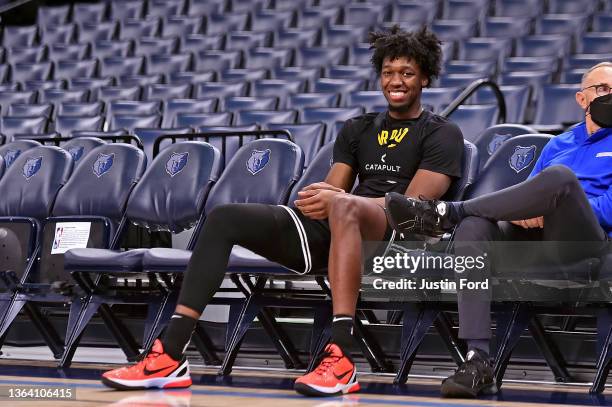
[
  {"x1": 102, "y1": 339, "x2": 192, "y2": 390},
  {"x1": 294, "y1": 343, "x2": 360, "y2": 397}
]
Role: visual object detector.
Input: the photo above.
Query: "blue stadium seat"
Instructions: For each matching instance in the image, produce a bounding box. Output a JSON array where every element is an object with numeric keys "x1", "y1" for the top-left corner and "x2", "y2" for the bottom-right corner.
[
  {"x1": 40, "y1": 89, "x2": 90, "y2": 111},
  {"x1": 226, "y1": 31, "x2": 272, "y2": 51},
  {"x1": 501, "y1": 71, "x2": 553, "y2": 105},
  {"x1": 431, "y1": 20, "x2": 478, "y2": 42},
  {"x1": 71, "y1": 129, "x2": 127, "y2": 138},
  {"x1": 235, "y1": 110, "x2": 298, "y2": 126},
  {"x1": 72, "y1": 2, "x2": 107, "y2": 25},
  {"x1": 448, "y1": 105, "x2": 500, "y2": 142},
  {"x1": 295, "y1": 47, "x2": 347, "y2": 68},
  {"x1": 2, "y1": 26, "x2": 38, "y2": 47},
  {"x1": 37, "y1": 4, "x2": 71, "y2": 28},
  {"x1": 180, "y1": 34, "x2": 225, "y2": 53},
  {"x1": 8, "y1": 103, "x2": 53, "y2": 119},
  {"x1": 70, "y1": 77, "x2": 115, "y2": 101},
  {"x1": 593, "y1": 13, "x2": 612, "y2": 32},
  {"x1": 188, "y1": 0, "x2": 224, "y2": 16},
  {"x1": 251, "y1": 79, "x2": 305, "y2": 108},
  {"x1": 117, "y1": 74, "x2": 164, "y2": 88},
  {"x1": 344, "y1": 91, "x2": 387, "y2": 112},
  {"x1": 580, "y1": 33, "x2": 612, "y2": 54},
  {"x1": 390, "y1": 1, "x2": 437, "y2": 24},
  {"x1": 10, "y1": 62, "x2": 53, "y2": 83},
  {"x1": 296, "y1": 7, "x2": 341, "y2": 29},
  {"x1": 473, "y1": 124, "x2": 536, "y2": 171},
  {"x1": 494, "y1": 0, "x2": 543, "y2": 17},
  {"x1": 220, "y1": 68, "x2": 268, "y2": 82},
  {"x1": 274, "y1": 28, "x2": 320, "y2": 48},
  {"x1": 55, "y1": 60, "x2": 98, "y2": 80},
  {"x1": 343, "y1": 3, "x2": 388, "y2": 26},
  {"x1": 176, "y1": 112, "x2": 233, "y2": 128},
  {"x1": 472, "y1": 85, "x2": 530, "y2": 124},
  {"x1": 249, "y1": 48, "x2": 294, "y2": 68},
  {"x1": 109, "y1": 0, "x2": 145, "y2": 21},
  {"x1": 313, "y1": 78, "x2": 367, "y2": 106},
  {"x1": 444, "y1": 60, "x2": 497, "y2": 76},
  {"x1": 61, "y1": 137, "x2": 106, "y2": 166},
  {"x1": 535, "y1": 14, "x2": 588, "y2": 38},
  {"x1": 458, "y1": 37, "x2": 512, "y2": 66},
  {"x1": 92, "y1": 40, "x2": 134, "y2": 59},
  {"x1": 206, "y1": 12, "x2": 249, "y2": 34},
  {"x1": 421, "y1": 87, "x2": 462, "y2": 113},
  {"x1": 288, "y1": 93, "x2": 340, "y2": 112},
  {"x1": 0, "y1": 91, "x2": 38, "y2": 117},
  {"x1": 272, "y1": 67, "x2": 321, "y2": 90},
  {"x1": 560, "y1": 68, "x2": 586, "y2": 84},
  {"x1": 41, "y1": 24, "x2": 76, "y2": 46},
  {"x1": 55, "y1": 116, "x2": 105, "y2": 137},
  {"x1": 147, "y1": 0, "x2": 187, "y2": 18},
  {"x1": 326, "y1": 65, "x2": 374, "y2": 83},
  {"x1": 163, "y1": 98, "x2": 218, "y2": 128},
  {"x1": 133, "y1": 127, "x2": 193, "y2": 162},
  {"x1": 532, "y1": 84, "x2": 583, "y2": 131},
  {"x1": 77, "y1": 22, "x2": 118, "y2": 43},
  {"x1": 230, "y1": 0, "x2": 267, "y2": 13},
  {"x1": 0, "y1": 83, "x2": 18, "y2": 92},
  {"x1": 162, "y1": 16, "x2": 203, "y2": 37},
  {"x1": 301, "y1": 107, "x2": 364, "y2": 142},
  {"x1": 97, "y1": 86, "x2": 142, "y2": 104},
  {"x1": 195, "y1": 124, "x2": 260, "y2": 166},
  {"x1": 503, "y1": 56, "x2": 559, "y2": 74},
  {"x1": 567, "y1": 54, "x2": 611, "y2": 70},
  {"x1": 119, "y1": 18, "x2": 161, "y2": 40},
  {"x1": 0, "y1": 155, "x2": 4, "y2": 178},
  {"x1": 443, "y1": 0, "x2": 488, "y2": 21},
  {"x1": 481, "y1": 17, "x2": 532, "y2": 39},
  {"x1": 194, "y1": 50, "x2": 241, "y2": 71},
  {"x1": 225, "y1": 96, "x2": 278, "y2": 112},
  {"x1": 110, "y1": 114, "x2": 162, "y2": 132},
  {"x1": 438, "y1": 73, "x2": 488, "y2": 88},
  {"x1": 168, "y1": 70, "x2": 216, "y2": 85},
  {"x1": 547, "y1": 0, "x2": 596, "y2": 14},
  {"x1": 144, "y1": 84, "x2": 192, "y2": 101},
  {"x1": 0, "y1": 139, "x2": 41, "y2": 169},
  {"x1": 251, "y1": 10, "x2": 296, "y2": 31},
  {"x1": 320, "y1": 25, "x2": 368, "y2": 47},
  {"x1": 516, "y1": 35, "x2": 571, "y2": 58},
  {"x1": 21, "y1": 79, "x2": 67, "y2": 93},
  {"x1": 268, "y1": 123, "x2": 326, "y2": 166},
  {"x1": 100, "y1": 56, "x2": 144, "y2": 78},
  {"x1": 0, "y1": 116, "x2": 48, "y2": 141},
  {"x1": 146, "y1": 53, "x2": 194, "y2": 77},
  {"x1": 137, "y1": 37, "x2": 179, "y2": 56},
  {"x1": 6, "y1": 46, "x2": 47, "y2": 64},
  {"x1": 50, "y1": 43, "x2": 89, "y2": 61}
]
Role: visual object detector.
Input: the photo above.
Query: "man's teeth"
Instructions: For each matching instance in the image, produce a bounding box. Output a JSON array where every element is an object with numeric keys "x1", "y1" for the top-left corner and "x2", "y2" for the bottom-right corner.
[{"x1": 390, "y1": 91, "x2": 406, "y2": 97}]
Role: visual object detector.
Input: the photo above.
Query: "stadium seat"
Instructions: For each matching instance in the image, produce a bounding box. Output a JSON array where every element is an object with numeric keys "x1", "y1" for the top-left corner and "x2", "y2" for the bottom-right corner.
[
  {"x1": 560, "y1": 68, "x2": 586, "y2": 84},
  {"x1": 92, "y1": 40, "x2": 134, "y2": 59},
  {"x1": 181, "y1": 34, "x2": 225, "y2": 53},
  {"x1": 188, "y1": 0, "x2": 224, "y2": 16},
  {"x1": 320, "y1": 25, "x2": 368, "y2": 47},
  {"x1": 40, "y1": 89, "x2": 90, "y2": 110},
  {"x1": 55, "y1": 115, "x2": 105, "y2": 138},
  {"x1": 49, "y1": 43, "x2": 89, "y2": 61},
  {"x1": 162, "y1": 16, "x2": 203, "y2": 37},
  {"x1": 431, "y1": 20, "x2": 478, "y2": 42},
  {"x1": 6, "y1": 46, "x2": 47, "y2": 64},
  {"x1": 72, "y1": 2, "x2": 107, "y2": 25},
  {"x1": 472, "y1": 85, "x2": 531, "y2": 124},
  {"x1": 77, "y1": 22, "x2": 118, "y2": 43},
  {"x1": 503, "y1": 56, "x2": 559, "y2": 74},
  {"x1": 146, "y1": 53, "x2": 194, "y2": 77},
  {"x1": 133, "y1": 127, "x2": 193, "y2": 162},
  {"x1": 535, "y1": 14, "x2": 588, "y2": 39},
  {"x1": 443, "y1": 0, "x2": 488, "y2": 21},
  {"x1": 119, "y1": 18, "x2": 161, "y2": 40},
  {"x1": 147, "y1": 0, "x2": 186, "y2": 18},
  {"x1": 268, "y1": 123, "x2": 326, "y2": 166},
  {"x1": 225, "y1": 96, "x2": 278, "y2": 112},
  {"x1": 8, "y1": 103, "x2": 53, "y2": 119},
  {"x1": 515, "y1": 35, "x2": 571, "y2": 58},
  {"x1": 390, "y1": 1, "x2": 436, "y2": 25},
  {"x1": 439, "y1": 74, "x2": 488, "y2": 88},
  {"x1": 473, "y1": 124, "x2": 536, "y2": 171},
  {"x1": 343, "y1": 3, "x2": 388, "y2": 26},
  {"x1": 137, "y1": 37, "x2": 179, "y2": 56},
  {"x1": 117, "y1": 74, "x2": 164, "y2": 88},
  {"x1": 251, "y1": 10, "x2": 296, "y2": 31},
  {"x1": 593, "y1": 13, "x2": 612, "y2": 32},
  {"x1": 206, "y1": 12, "x2": 249, "y2": 34},
  {"x1": 0, "y1": 139, "x2": 41, "y2": 169},
  {"x1": 109, "y1": 0, "x2": 145, "y2": 21},
  {"x1": 21, "y1": 79, "x2": 67, "y2": 93},
  {"x1": 61, "y1": 137, "x2": 106, "y2": 166},
  {"x1": 10, "y1": 62, "x2": 53, "y2": 83},
  {"x1": 97, "y1": 86, "x2": 142, "y2": 104},
  {"x1": 2, "y1": 26, "x2": 38, "y2": 47},
  {"x1": 235, "y1": 110, "x2": 298, "y2": 126},
  {"x1": 548, "y1": 0, "x2": 596, "y2": 14},
  {"x1": 313, "y1": 78, "x2": 368, "y2": 106},
  {"x1": 176, "y1": 112, "x2": 233, "y2": 128},
  {"x1": 250, "y1": 79, "x2": 305, "y2": 108},
  {"x1": 55, "y1": 60, "x2": 98, "y2": 80},
  {"x1": 0, "y1": 116, "x2": 48, "y2": 141},
  {"x1": 37, "y1": 4, "x2": 71, "y2": 28},
  {"x1": 144, "y1": 84, "x2": 192, "y2": 101},
  {"x1": 100, "y1": 56, "x2": 144, "y2": 78},
  {"x1": 0, "y1": 91, "x2": 38, "y2": 117},
  {"x1": 274, "y1": 28, "x2": 320, "y2": 48},
  {"x1": 70, "y1": 77, "x2": 115, "y2": 101},
  {"x1": 110, "y1": 114, "x2": 162, "y2": 132},
  {"x1": 271, "y1": 67, "x2": 321, "y2": 90},
  {"x1": 444, "y1": 60, "x2": 497, "y2": 77},
  {"x1": 493, "y1": 0, "x2": 543, "y2": 17},
  {"x1": 301, "y1": 107, "x2": 365, "y2": 142},
  {"x1": 168, "y1": 70, "x2": 216, "y2": 85},
  {"x1": 295, "y1": 47, "x2": 347, "y2": 68},
  {"x1": 41, "y1": 25, "x2": 76, "y2": 46},
  {"x1": 194, "y1": 50, "x2": 242, "y2": 71},
  {"x1": 0, "y1": 83, "x2": 18, "y2": 92},
  {"x1": 194, "y1": 124, "x2": 260, "y2": 166},
  {"x1": 288, "y1": 93, "x2": 340, "y2": 112},
  {"x1": 220, "y1": 68, "x2": 268, "y2": 82},
  {"x1": 248, "y1": 48, "x2": 294, "y2": 69},
  {"x1": 448, "y1": 105, "x2": 500, "y2": 142},
  {"x1": 579, "y1": 33, "x2": 612, "y2": 54},
  {"x1": 296, "y1": 7, "x2": 341, "y2": 29},
  {"x1": 421, "y1": 87, "x2": 462, "y2": 113},
  {"x1": 458, "y1": 37, "x2": 512, "y2": 67},
  {"x1": 344, "y1": 91, "x2": 387, "y2": 112},
  {"x1": 481, "y1": 17, "x2": 532, "y2": 39},
  {"x1": 226, "y1": 31, "x2": 272, "y2": 51},
  {"x1": 567, "y1": 54, "x2": 611, "y2": 70},
  {"x1": 163, "y1": 98, "x2": 218, "y2": 128},
  {"x1": 532, "y1": 85, "x2": 583, "y2": 131},
  {"x1": 500, "y1": 71, "x2": 553, "y2": 105}
]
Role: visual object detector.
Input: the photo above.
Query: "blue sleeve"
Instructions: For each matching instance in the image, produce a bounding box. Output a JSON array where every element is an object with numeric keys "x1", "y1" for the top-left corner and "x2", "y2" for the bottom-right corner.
[
  {"x1": 528, "y1": 140, "x2": 555, "y2": 179},
  {"x1": 589, "y1": 186, "x2": 612, "y2": 230}
]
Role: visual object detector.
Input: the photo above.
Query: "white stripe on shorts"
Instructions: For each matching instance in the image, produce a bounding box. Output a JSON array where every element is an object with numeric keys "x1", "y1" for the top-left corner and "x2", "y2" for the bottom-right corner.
[{"x1": 279, "y1": 205, "x2": 312, "y2": 275}]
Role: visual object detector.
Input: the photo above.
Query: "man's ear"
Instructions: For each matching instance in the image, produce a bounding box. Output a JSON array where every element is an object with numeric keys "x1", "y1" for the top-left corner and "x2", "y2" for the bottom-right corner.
[
  {"x1": 422, "y1": 77, "x2": 429, "y2": 87},
  {"x1": 576, "y1": 91, "x2": 588, "y2": 110}
]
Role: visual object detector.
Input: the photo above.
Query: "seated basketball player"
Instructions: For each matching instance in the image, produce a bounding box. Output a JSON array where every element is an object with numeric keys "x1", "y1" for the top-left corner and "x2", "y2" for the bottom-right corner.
[
  {"x1": 101, "y1": 25, "x2": 464, "y2": 396},
  {"x1": 386, "y1": 61, "x2": 612, "y2": 398}
]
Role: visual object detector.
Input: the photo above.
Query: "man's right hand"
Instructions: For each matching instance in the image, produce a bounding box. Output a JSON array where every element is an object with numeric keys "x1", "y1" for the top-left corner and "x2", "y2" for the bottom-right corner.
[{"x1": 511, "y1": 217, "x2": 544, "y2": 229}]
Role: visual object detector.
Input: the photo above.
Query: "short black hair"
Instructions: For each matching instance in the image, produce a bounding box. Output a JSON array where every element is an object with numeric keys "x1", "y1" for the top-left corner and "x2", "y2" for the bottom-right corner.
[{"x1": 369, "y1": 25, "x2": 442, "y2": 87}]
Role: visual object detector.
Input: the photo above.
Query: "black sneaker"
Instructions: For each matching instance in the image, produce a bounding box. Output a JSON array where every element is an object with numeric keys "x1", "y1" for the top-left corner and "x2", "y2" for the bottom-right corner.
[
  {"x1": 440, "y1": 349, "x2": 498, "y2": 398},
  {"x1": 385, "y1": 192, "x2": 455, "y2": 237}
]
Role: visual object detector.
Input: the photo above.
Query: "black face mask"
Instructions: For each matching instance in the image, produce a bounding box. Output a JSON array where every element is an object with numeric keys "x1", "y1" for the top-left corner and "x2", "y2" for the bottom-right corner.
[{"x1": 589, "y1": 93, "x2": 612, "y2": 128}]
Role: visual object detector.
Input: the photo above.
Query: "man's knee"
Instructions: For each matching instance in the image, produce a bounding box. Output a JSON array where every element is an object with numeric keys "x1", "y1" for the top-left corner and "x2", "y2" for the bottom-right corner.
[
  {"x1": 328, "y1": 194, "x2": 361, "y2": 225},
  {"x1": 455, "y1": 216, "x2": 498, "y2": 241},
  {"x1": 541, "y1": 165, "x2": 580, "y2": 191}
]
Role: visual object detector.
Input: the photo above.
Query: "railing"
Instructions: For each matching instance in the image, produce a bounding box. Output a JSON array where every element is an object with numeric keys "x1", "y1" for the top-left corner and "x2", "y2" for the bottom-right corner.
[{"x1": 440, "y1": 79, "x2": 507, "y2": 124}]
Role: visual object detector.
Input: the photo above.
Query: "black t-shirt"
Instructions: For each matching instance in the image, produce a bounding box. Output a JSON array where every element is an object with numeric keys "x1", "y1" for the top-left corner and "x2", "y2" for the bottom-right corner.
[{"x1": 333, "y1": 110, "x2": 464, "y2": 198}]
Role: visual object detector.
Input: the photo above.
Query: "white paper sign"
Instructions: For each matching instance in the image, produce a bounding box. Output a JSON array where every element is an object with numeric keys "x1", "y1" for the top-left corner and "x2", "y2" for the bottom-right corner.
[{"x1": 51, "y1": 222, "x2": 92, "y2": 255}]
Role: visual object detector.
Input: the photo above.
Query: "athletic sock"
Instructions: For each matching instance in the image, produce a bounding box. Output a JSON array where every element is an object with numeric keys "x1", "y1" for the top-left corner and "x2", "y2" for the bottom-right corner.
[
  {"x1": 447, "y1": 201, "x2": 465, "y2": 225},
  {"x1": 331, "y1": 314, "x2": 355, "y2": 355},
  {"x1": 466, "y1": 339, "x2": 490, "y2": 357},
  {"x1": 161, "y1": 313, "x2": 198, "y2": 361}
]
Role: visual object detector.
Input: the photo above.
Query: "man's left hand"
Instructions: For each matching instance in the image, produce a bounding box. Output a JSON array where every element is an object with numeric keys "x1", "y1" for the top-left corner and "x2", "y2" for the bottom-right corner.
[{"x1": 294, "y1": 189, "x2": 343, "y2": 220}]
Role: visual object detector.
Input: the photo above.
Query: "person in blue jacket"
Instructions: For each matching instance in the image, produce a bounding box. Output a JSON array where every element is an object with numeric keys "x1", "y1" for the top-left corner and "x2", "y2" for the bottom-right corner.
[{"x1": 386, "y1": 61, "x2": 612, "y2": 398}]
